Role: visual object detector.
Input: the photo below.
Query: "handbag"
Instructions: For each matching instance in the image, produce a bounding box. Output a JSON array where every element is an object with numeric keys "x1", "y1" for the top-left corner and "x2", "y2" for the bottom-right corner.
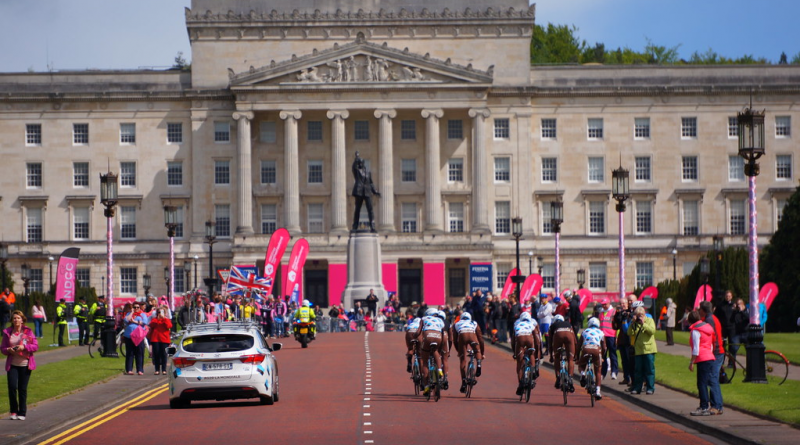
[{"x1": 131, "y1": 325, "x2": 147, "y2": 346}]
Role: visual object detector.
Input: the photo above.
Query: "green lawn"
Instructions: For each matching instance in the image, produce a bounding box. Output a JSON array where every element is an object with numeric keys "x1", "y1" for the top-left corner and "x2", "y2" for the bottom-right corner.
[
  {"x1": 655, "y1": 351, "x2": 800, "y2": 426},
  {"x1": 655, "y1": 331, "x2": 800, "y2": 365}
]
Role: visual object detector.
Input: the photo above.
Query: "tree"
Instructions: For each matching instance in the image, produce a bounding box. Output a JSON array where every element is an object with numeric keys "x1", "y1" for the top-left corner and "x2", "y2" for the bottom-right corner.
[
  {"x1": 172, "y1": 51, "x2": 189, "y2": 70},
  {"x1": 530, "y1": 23, "x2": 585, "y2": 64},
  {"x1": 644, "y1": 38, "x2": 681, "y2": 64},
  {"x1": 760, "y1": 185, "x2": 800, "y2": 332}
]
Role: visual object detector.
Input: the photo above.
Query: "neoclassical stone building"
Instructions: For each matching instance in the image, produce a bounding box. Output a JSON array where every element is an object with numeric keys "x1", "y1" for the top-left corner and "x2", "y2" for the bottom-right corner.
[{"x1": 1, "y1": 0, "x2": 797, "y2": 308}]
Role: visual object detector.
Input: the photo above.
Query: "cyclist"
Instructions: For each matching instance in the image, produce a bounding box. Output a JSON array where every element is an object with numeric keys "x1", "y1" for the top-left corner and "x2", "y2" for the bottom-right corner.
[
  {"x1": 293, "y1": 299, "x2": 317, "y2": 339},
  {"x1": 435, "y1": 309, "x2": 452, "y2": 390},
  {"x1": 549, "y1": 314, "x2": 577, "y2": 392},
  {"x1": 405, "y1": 316, "x2": 422, "y2": 372},
  {"x1": 451, "y1": 311, "x2": 485, "y2": 393},
  {"x1": 578, "y1": 317, "x2": 606, "y2": 400},
  {"x1": 512, "y1": 311, "x2": 541, "y2": 396},
  {"x1": 413, "y1": 308, "x2": 445, "y2": 396}
]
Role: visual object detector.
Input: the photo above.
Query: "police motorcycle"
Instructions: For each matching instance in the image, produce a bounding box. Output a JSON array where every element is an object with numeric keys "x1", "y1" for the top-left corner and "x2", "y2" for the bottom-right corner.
[{"x1": 292, "y1": 300, "x2": 316, "y2": 348}]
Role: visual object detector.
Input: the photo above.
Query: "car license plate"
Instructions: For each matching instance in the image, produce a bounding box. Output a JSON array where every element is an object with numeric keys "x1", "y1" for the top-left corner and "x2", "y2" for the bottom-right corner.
[
  {"x1": 202, "y1": 362, "x2": 233, "y2": 371},
  {"x1": 300, "y1": 328, "x2": 308, "y2": 334}
]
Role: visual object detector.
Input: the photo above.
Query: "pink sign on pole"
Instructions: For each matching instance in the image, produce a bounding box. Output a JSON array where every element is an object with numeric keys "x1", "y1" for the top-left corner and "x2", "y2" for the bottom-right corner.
[
  {"x1": 382, "y1": 263, "x2": 397, "y2": 295},
  {"x1": 55, "y1": 248, "x2": 80, "y2": 304},
  {"x1": 639, "y1": 286, "x2": 658, "y2": 301},
  {"x1": 283, "y1": 238, "x2": 309, "y2": 305},
  {"x1": 577, "y1": 288, "x2": 594, "y2": 313},
  {"x1": 519, "y1": 274, "x2": 543, "y2": 304},
  {"x1": 500, "y1": 268, "x2": 520, "y2": 299},
  {"x1": 423, "y1": 263, "x2": 445, "y2": 306},
  {"x1": 263, "y1": 228, "x2": 291, "y2": 294},
  {"x1": 759, "y1": 282, "x2": 779, "y2": 311},
  {"x1": 693, "y1": 284, "x2": 713, "y2": 309}
]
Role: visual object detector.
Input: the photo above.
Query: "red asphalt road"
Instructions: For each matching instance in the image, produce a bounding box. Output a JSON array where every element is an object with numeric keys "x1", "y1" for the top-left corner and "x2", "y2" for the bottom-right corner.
[{"x1": 54, "y1": 332, "x2": 714, "y2": 445}]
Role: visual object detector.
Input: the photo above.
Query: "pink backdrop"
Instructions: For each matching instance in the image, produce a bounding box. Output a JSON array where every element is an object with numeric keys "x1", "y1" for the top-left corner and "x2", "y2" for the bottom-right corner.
[
  {"x1": 423, "y1": 262, "x2": 445, "y2": 306},
  {"x1": 279, "y1": 265, "x2": 303, "y2": 301},
  {"x1": 328, "y1": 264, "x2": 347, "y2": 307},
  {"x1": 382, "y1": 263, "x2": 397, "y2": 295}
]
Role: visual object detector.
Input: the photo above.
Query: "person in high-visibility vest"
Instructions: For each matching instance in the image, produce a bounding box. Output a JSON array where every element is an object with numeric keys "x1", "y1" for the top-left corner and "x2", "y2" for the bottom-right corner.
[
  {"x1": 55, "y1": 299, "x2": 68, "y2": 346},
  {"x1": 74, "y1": 296, "x2": 90, "y2": 346},
  {"x1": 599, "y1": 298, "x2": 619, "y2": 380},
  {"x1": 90, "y1": 295, "x2": 108, "y2": 339},
  {"x1": 293, "y1": 300, "x2": 316, "y2": 338}
]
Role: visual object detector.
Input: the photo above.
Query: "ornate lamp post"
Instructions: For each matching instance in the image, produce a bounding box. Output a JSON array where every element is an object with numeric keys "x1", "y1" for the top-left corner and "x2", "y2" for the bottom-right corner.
[
  {"x1": 527, "y1": 251, "x2": 533, "y2": 275},
  {"x1": 142, "y1": 273, "x2": 152, "y2": 296},
  {"x1": 204, "y1": 220, "x2": 218, "y2": 297},
  {"x1": 48, "y1": 256, "x2": 55, "y2": 291},
  {"x1": 577, "y1": 269, "x2": 586, "y2": 290},
  {"x1": 537, "y1": 256, "x2": 543, "y2": 276},
  {"x1": 713, "y1": 235, "x2": 724, "y2": 302},
  {"x1": 164, "y1": 205, "x2": 178, "y2": 312},
  {"x1": 738, "y1": 103, "x2": 767, "y2": 383},
  {"x1": 21, "y1": 263, "x2": 30, "y2": 313},
  {"x1": 99, "y1": 171, "x2": 119, "y2": 357},
  {"x1": 163, "y1": 267, "x2": 170, "y2": 297},
  {"x1": 699, "y1": 257, "x2": 710, "y2": 288},
  {"x1": 193, "y1": 255, "x2": 199, "y2": 290},
  {"x1": 184, "y1": 260, "x2": 192, "y2": 293},
  {"x1": 511, "y1": 217, "x2": 524, "y2": 298},
  {"x1": 1, "y1": 243, "x2": 8, "y2": 292},
  {"x1": 551, "y1": 200, "x2": 564, "y2": 297},
  {"x1": 672, "y1": 249, "x2": 678, "y2": 281},
  {"x1": 612, "y1": 165, "x2": 630, "y2": 303}
]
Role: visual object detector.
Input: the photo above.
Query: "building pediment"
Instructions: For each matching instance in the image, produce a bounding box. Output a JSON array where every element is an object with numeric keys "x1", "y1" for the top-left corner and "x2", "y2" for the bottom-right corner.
[{"x1": 229, "y1": 38, "x2": 493, "y2": 88}]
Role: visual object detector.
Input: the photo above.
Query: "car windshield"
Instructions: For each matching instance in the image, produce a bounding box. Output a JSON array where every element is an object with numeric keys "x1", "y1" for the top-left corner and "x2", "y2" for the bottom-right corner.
[{"x1": 182, "y1": 334, "x2": 255, "y2": 353}]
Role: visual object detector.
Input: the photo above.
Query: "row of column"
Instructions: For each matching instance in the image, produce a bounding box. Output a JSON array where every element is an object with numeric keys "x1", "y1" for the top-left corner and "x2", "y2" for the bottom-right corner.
[{"x1": 233, "y1": 108, "x2": 493, "y2": 236}]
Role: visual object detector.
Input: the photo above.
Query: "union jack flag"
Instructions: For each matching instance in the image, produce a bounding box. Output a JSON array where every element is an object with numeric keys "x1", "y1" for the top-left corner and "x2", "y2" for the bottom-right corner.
[{"x1": 225, "y1": 265, "x2": 272, "y2": 296}]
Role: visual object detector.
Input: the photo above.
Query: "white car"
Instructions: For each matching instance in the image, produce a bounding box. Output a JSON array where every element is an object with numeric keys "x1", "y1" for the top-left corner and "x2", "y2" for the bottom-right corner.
[{"x1": 167, "y1": 320, "x2": 281, "y2": 408}]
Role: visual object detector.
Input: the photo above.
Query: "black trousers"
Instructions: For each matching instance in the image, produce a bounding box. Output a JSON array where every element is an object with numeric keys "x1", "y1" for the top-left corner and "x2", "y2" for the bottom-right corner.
[
  {"x1": 152, "y1": 341, "x2": 168, "y2": 372},
  {"x1": 7, "y1": 365, "x2": 32, "y2": 416},
  {"x1": 94, "y1": 321, "x2": 104, "y2": 339},
  {"x1": 58, "y1": 323, "x2": 66, "y2": 346},
  {"x1": 77, "y1": 319, "x2": 89, "y2": 345},
  {"x1": 352, "y1": 196, "x2": 374, "y2": 229}
]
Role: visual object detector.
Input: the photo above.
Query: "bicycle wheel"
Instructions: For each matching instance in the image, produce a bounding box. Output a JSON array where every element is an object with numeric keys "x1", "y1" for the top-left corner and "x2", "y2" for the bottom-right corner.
[
  {"x1": 523, "y1": 366, "x2": 532, "y2": 403},
  {"x1": 88, "y1": 338, "x2": 98, "y2": 358},
  {"x1": 561, "y1": 371, "x2": 569, "y2": 406},
  {"x1": 412, "y1": 360, "x2": 421, "y2": 396},
  {"x1": 720, "y1": 353, "x2": 737, "y2": 383},
  {"x1": 587, "y1": 370, "x2": 595, "y2": 407},
  {"x1": 765, "y1": 351, "x2": 790, "y2": 385},
  {"x1": 434, "y1": 379, "x2": 441, "y2": 402},
  {"x1": 465, "y1": 361, "x2": 475, "y2": 398}
]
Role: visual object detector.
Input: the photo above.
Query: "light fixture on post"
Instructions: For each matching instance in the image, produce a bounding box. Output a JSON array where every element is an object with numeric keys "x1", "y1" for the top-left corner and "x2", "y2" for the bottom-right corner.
[
  {"x1": 671, "y1": 249, "x2": 678, "y2": 281},
  {"x1": 713, "y1": 235, "x2": 724, "y2": 302},
  {"x1": 184, "y1": 260, "x2": 192, "y2": 293},
  {"x1": 612, "y1": 164, "x2": 630, "y2": 303},
  {"x1": 21, "y1": 263, "x2": 30, "y2": 314},
  {"x1": 204, "y1": 220, "x2": 218, "y2": 297},
  {"x1": 164, "y1": 205, "x2": 178, "y2": 313},
  {"x1": 1, "y1": 242, "x2": 9, "y2": 293},
  {"x1": 48, "y1": 255, "x2": 55, "y2": 292},
  {"x1": 537, "y1": 256, "x2": 543, "y2": 276},
  {"x1": 164, "y1": 266, "x2": 170, "y2": 291},
  {"x1": 527, "y1": 251, "x2": 534, "y2": 275},
  {"x1": 99, "y1": 171, "x2": 119, "y2": 357},
  {"x1": 577, "y1": 269, "x2": 586, "y2": 290},
  {"x1": 142, "y1": 273, "x2": 152, "y2": 296},
  {"x1": 699, "y1": 257, "x2": 710, "y2": 287},
  {"x1": 738, "y1": 100, "x2": 767, "y2": 383},
  {"x1": 193, "y1": 255, "x2": 199, "y2": 290},
  {"x1": 511, "y1": 217, "x2": 524, "y2": 298},
  {"x1": 551, "y1": 199, "x2": 564, "y2": 297}
]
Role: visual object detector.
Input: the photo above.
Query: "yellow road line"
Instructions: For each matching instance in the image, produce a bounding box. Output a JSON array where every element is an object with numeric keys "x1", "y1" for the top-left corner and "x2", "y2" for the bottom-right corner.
[{"x1": 38, "y1": 384, "x2": 168, "y2": 445}]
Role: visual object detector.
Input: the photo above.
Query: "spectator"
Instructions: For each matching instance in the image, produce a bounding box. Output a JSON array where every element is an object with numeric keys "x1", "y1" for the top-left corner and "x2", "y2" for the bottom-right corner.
[
  {"x1": 553, "y1": 296, "x2": 568, "y2": 319},
  {"x1": 2, "y1": 310, "x2": 38, "y2": 420},
  {"x1": 599, "y1": 298, "x2": 619, "y2": 380},
  {"x1": 496, "y1": 297, "x2": 510, "y2": 343},
  {"x1": 626, "y1": 306, "x2": 657, "y2": 395},
  {"x1": 699, "y1": 300, "x2": 724, "y2": 415},
  {"x1": 471, "y1": 290, "x2": 488, "y2": 333},
  {"x1": 567, "y1": 290, "x2": 583, "y2": 334},
  {"x1": 272, "y1": 297, "x2": 288, "y2": 338},
  {"x1": 55, "y1": 299, "x2": 68, "y2": 347},
  {"x1": 365, "y1": 289, "x2": 379, "y2": 318},
  {"x1": 1, "y1": 288, "x2": 16, "y2": 327},
  {"x1": 374, "y1": 311, "x2": 387, "y2": 332},
  {"x1": 149, "y1": 305, "x2": 172, "y2": 375},
  {"x1": 123, "y1": 302, "x2": 149, "y2": 375},
  {"x1": 30, "y1": 300, "x2": 46, "y2": 339},
  {"x1": 688, "y1": 310, "x2": 716, "y2": 416},
  {"x1": 730, "y1": 299, "x2": 749, "y2": 362},
  {"x1": 614, "y1": 296, "x2": 632, "y2": 386},
  {"x1": 679, "y1": 307, "x2": 691, "y2": 331},
  {"x1": 328, "y1": 305, "x2": 341, "y2": 332},
  {"x1": 664, "y1": 298, "x2": 677, "y2": 345},
  {"x1": 714, "y1": 290, "x2": 736, "y2": 342},
  {"x1": 537, "y1": 294, "x2": 553, "y2": 354}
]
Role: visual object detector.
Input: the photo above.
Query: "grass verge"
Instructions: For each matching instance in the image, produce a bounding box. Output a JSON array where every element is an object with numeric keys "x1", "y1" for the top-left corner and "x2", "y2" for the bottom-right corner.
[
  {"x1": 654, "y1": 331, "x2": 800, "y2": 365},
  {"x1": 654, "y1": 351, "x2": 800, "y2": 426}
]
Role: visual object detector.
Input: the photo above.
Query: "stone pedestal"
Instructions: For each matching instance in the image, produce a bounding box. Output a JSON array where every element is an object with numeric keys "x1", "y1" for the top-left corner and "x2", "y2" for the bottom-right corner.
[{"x1": 342, "y1": 231, "x2": 387, "y2": 311}]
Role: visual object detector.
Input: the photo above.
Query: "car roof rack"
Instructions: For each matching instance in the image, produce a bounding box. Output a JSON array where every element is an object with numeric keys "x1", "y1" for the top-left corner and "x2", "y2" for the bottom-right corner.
[{"x1": 186, "y1": 319, "x2": 260, "y2": 334}]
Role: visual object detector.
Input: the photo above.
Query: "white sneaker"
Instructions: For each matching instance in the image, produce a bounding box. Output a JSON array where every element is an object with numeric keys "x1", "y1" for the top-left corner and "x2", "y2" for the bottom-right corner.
[
  {"x1": 17, "y1": 416, "x2": 25, "y2": 421},
  {"x1": 611, "y1": 372, "x2": 617, "y2": 380},
  {"x1": 10, "y1": 414, "x2": 18, "y2": 420}
]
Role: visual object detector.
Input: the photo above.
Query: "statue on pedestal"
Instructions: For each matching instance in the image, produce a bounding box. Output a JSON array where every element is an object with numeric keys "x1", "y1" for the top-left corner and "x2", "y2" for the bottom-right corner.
[{"x1": 351, "y1": 151, "x2": 381, "y2": 232}]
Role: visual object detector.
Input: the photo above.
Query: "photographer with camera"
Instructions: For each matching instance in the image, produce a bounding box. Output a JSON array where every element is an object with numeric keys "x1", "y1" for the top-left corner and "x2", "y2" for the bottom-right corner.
[{"x1": 149, "y1": 305, "x2": 173, "y2": 375}]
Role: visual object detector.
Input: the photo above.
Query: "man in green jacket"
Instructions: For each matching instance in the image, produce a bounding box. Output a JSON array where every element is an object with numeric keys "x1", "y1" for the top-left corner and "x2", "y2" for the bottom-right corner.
[
  {"x1": 626, "y1": 306, "x2": 657, "y2": 395},
  {"x1": 74, "y1": 296, "x2": 90, "y2": 346},
  {"x1": 56, "y1": 298, "x2": 68, "y2": 346}
]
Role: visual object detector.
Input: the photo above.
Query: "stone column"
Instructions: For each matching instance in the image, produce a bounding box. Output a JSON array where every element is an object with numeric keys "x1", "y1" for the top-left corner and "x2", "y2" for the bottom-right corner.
[
  {"x1": 280, "y1": 110, "x2": 302, "y2": 235},
  {"x1": 233, "y1": 111, "x2": 255, "y2": 236},
  {"x1": 327, "y1": 109, "x2": 350, "y2": 235},
  {"x1": 469, "y1": 108, "x2": 491, "y2": 233},
  {"x1": 374, "y1": 109, "x2": 397, "y2": 232},
  {"x1": 422, "y1": 109, "x2": 444, "y2": 233}
]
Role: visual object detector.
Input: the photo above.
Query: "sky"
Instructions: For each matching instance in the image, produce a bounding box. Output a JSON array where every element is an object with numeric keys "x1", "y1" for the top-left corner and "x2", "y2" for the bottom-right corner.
[{"x1": 0, "y1": 0, "x2": 797, "y2": 72}]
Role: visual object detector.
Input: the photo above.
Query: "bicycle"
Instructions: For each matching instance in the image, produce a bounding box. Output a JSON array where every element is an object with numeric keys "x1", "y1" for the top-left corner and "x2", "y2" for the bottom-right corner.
[
  {"x1": 519, "y1": 347, "x2": 538, "y2": 403},
  {"x1": 583, "y1": 353, "x2": 597, "y2": 407},
  {"x1": 721, "y1": 344, "x2": 790, "y2": 385},
  {"x1": 556, "y1": 347, "x2": 571, "y2": 406},
  {"x1": 464, "y1": 341, "x2": 479, "y2": 398},
  {"x1": 88, "y1": 329, "x2": 126, "y2": 359},
  {"x1": 425, "y1": 342, "x2": 441, "y2": 402},
  {"x1": 410, "y1": 340, "x2": 422, "y2": 396}
]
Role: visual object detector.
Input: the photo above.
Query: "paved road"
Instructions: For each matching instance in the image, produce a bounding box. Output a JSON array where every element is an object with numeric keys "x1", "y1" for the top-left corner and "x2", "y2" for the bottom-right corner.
[{"x1": 36, "y1": 332, "x2": 729, "y2": 445}]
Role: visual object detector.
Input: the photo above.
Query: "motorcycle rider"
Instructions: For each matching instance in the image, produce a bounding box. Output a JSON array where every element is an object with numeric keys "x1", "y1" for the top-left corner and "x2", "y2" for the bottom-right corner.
[{"x1": 293, "y1": 299, "x2": 316, "y2": 339}]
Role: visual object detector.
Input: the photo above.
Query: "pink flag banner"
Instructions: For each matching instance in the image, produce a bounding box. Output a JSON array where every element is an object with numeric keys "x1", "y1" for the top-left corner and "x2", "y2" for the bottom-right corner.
[
  {"x1": 577, "y1": 288, "x2": 593, "y2": 313},
  {"x1": 264, "y1": 228, "x2": 291, "y2": 294},
  {"x1": 283, "y1": 238, "x2": 309, "y2": 305},
  {"x1": 55, "y1": 248, "x2": 80, "y2": 303},
  {"x1": 693, "y1": 284, "x2": 713, "y2": 309},
  {"x1": 759, "y1": 282, "x2": 779, "y2": 311},
  {"x1": 500, "y1": 268, "x2": 521, "y2": 299},
  {"x1": 519, "y1": 274, "x2": 543, "y2": 304},
  {"x1": 639, "y1": 286, "x2": 658, "y2": 301}
]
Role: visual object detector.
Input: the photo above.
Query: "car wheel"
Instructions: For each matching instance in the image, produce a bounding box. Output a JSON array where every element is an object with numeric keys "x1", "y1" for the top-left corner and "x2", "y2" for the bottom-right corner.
[
  {"x1": 272, "y1": 376, "x2": 280, "y2": 402},
  {"x1": 260, "y1": 395, "x2": 274, "y2": 405}
]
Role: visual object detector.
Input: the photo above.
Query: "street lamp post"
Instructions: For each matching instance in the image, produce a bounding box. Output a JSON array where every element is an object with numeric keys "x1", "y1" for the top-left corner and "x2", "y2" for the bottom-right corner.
[
  {"x1": 48, "y1": 256, "x2": 55, "y2": 292},
  {"x1": 713, "y1": 235, "x2": 724, "y2": 302},
  {"x1": 184, "y1": 261, "x2": 192, "y2": 294},
  {"x1": 738, "y1": 102, "x2": 767, "y2": 383},
  {"x1": 0, "y1": 243, "x2": 8, "y2": 292},
  {"x1": 204, "y1": 221, "x2": 218, "y2": 297},
  {"x1": 551, "y1": 200, "x2": 564, "y2": 297},
  {"x1": 577, "y1": 269, "x2": 586, "y2": 290},
  {"x1": 527, "y1": 251, "x2": 533, "y2": 275},
  {"x1": 99, "y1": 171, "x2": 119, "y2": 357},
  {"x1": 143, "y1": 273, "x2": 151, "y2": 297},
  {"x1": 700, "y1": 257, "x2": 710, "y2": 290},
  {"x1": 164, "y1": 206, "x2": 179, "y2": 312},
  {"x1": 163, "y1": 267, "x2": 170, "y2": 301},
  {"x1": 672, "y1": 249, "x2": 678, "y2": 281},
  {"x1": 193, "y1": 255, "x2": 199, "y2": 290},
  {"x1": 612, "y1": 165, "x2": 631, "y2": 303},
  {"x1": 21, "y1": 264, "x2": 30, "y2": 314},
  {"x1": 512, "y1": 217, "x2": 524, "y2": 298},
  {"x1": 537, "y1": 256, "x2": 543, "y2": 276}
]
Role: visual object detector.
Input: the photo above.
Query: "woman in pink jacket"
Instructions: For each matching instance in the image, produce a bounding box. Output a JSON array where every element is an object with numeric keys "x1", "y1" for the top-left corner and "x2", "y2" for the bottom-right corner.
[{"x1": 1, "y1": 310, "x2": 39, "y2": 420}]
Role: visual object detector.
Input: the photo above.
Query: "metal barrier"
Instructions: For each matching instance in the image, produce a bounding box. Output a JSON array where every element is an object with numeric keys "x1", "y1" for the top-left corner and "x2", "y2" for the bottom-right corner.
[{"x1": 314, "y1": 316, "x2": 407, "y2": 333}]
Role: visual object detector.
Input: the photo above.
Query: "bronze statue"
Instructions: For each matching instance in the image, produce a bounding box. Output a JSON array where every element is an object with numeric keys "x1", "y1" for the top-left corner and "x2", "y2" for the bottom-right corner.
[{"x1": 351, "y1": 151, "x2": 381, "y2": 232}]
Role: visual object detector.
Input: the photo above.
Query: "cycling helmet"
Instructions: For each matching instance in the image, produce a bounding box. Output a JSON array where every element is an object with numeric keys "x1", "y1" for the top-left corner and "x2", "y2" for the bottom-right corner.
[
  {"x1": 436, "y1": 310, "x2": 446, "y2": 320},
  {"x1": 519, "y1": 312, "x2": 532, "y2": 321},
  {"x1": 302, "y1": 299, "x2": 311, "y2": 307},
  {"x1": 563, "y1": 290, "x2": 573, "y2": 299},
  {"x1": 587, "y1": 317, "x2": 600, "y2": 328},
  {"x1": 425, "y1": 308, "x2": 438, "y2": 317},
  {"x1": 631, "y1": 300, "x2": 644, "y2": 309},
  {"x1": 554, "y1": 314, "x2": 565, "y2": 323},
  {"x1": 460, "y1": 312, "x2": 472, "y2": 321}
]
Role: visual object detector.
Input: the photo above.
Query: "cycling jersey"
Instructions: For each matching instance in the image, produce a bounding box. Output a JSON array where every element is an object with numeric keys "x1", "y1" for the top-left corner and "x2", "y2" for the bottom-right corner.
[
  {"x1": 581, "y1": 327, "x2": 604, "y2": 348},
  {"x1": 514, "y1": 318, "x2": 538, "y2": 336},
  {"x1": 549, "y1": 319, "x2": 573, "y2": 336},
  {"x1": 453, "y1": 319, "x2": 478, "y2": 334},
  {"x1": 406, "y1": 317, "x2": 421, "y2": 332},
  {"x1": 421, "y1": 315, "x2": 445, "y2": 332}
]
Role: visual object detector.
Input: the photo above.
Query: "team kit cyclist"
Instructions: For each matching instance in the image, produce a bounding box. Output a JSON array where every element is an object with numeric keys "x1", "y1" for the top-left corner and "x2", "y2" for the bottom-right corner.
[
  {"x1": 451, "y1": 311, "x2": 485, "y2": 393},
  {"x1": 411, "y1": 309, "x2": 451, "y2": 395},
  {"x1": 511, "y1": 312, "x2": 542, "y2": 396}
]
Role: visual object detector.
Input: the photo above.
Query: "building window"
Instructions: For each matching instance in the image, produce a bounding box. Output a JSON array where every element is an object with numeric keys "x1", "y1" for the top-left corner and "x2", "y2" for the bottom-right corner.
[
  {"x1": 354, "y1": 120, "x2": 370, "y2": 141},
  {"x1": 174, "y1": 269, "x2": 186, "y2": 293},
  {"x1": 776, "y1": 155, "x2": 792, "y2": 180},
  {"x1": 174, "y1": 206, "x2": 185, "y2": 238},
  {"x1": 541, "y1": 118, "x2": 557, "y2": 139},
  {"x1": 542, "y1": 157, "x2": 557, "y2": 182},
  {"x1": 120, "y1": 123, "x2": 136, "y2": 144},
  {"x1": 542, "y1": 202, "x2": 553, "y2": 234},
  {"x1": 729, "y1": 156, "x2": 745, "y2": 182},
  {"x1": 401, "y1": 202, "x2": 417, "y2": 233},
  {"x1": 681, "y1": 117, "x2": 697, "y2": 138},
  {"x1": 27, "y1": 207, "x2": 43, "y2": 243},
  {"x1": 26, "y1": 124, "x2": 42, "y2": 146},
  {"x1": 73, "y1": 162, "x2": 89, "y2": 187},
  {"x1": 261, "y1": 204, "x2": 277, "y2": 234},
  {"x1": 401, "y1": 120, "x2": 416, "y2": 140},
  {"x1": 76, "y1": 268, "x2": 90, "y2": 288},
  {"x1": 120, "y1": 162, "x2": 136, "y2": 187},
  {"x1": 636, "y1": 262, "x2": 654, "y2": 288},
  {"x1": 401, "y1": 159, "x2": 417, "y2": 182},
  {"x1": 495, "y1": 201, "x2": 510, "y2": 234},
  {"x1": 215, "y1": 205, "x2": 231, "y2": 238},
  {"x1": 167, "y1": 162, "x2": 183, "y2": 186},
  {"x1": 730, "y1": 199, "x2": 746, "y2": 235},
  {"x1": 635, "y1": 156, "x2": 651, "y2": 182},
  {"x1": 728, "y1": 117, "x2": 738, "y2": 138},
  {"x1": 634, "y1": 118, "x2": 650, "y2": 139},
  {"x1": 683, "y1": 200, "x2": 699, "y2": 236},
  {"x1": 588, "y1": 157, "x2": 604, "y2": 183},
  {"x1": 589, "y1": 263, "x2": 607, "y2": 289},
  {"x1": 449, "y1": 268, "x2": 466, "y2": 298},
  {"x1": 494, "y1": 118, "x2": 510, "y2": 139},
  {"x1": 26, "y1": 162, "x2": 43, "y2": 188},
  {"x1": 214, "y1": 160, "x2": 230, "y2": 185},
  {"x1": 307, "y1": 203, "x2": 324, "y2": 233},
  {"x1": 120, "y1": 267, "x2": 137, "y2": 294},
  {"x1": 73, "y1": 206, "x2": 90, "y2": 240},
  {"x1": 28, "y1": 269, "x2": 43, "y2": 293},
  {"x1": 636, "y1": 200, "x2": 653, "y2": 234},
  {"x1": 589, "y1": 201, "x2": 605, "y2": 235},
  {"x1": 73, "y1": 123, "x2": 89, "y2": 145},
  {"x1": 307, "y1": 160, "x2": 323, "y2": 184},
  {"x1": 449, "y1": 202, "x2": 464, "y2": 233},
  {"x1": 494, "y1": 157, "x2": 510, "y2": 182},
  {"x1": 587, "y1": 118, "x2": 604, "y2": 140},
  {"x1": 776, "y1": 116, "x2": 791, "y2": 137},
  {"x1": 120, "y1": 206, "x2": 136, "y2": 240},
  {"x1": 307, "y1": 121, "x2": 323, "y2": 142},
  {"x1": 447, "y1": 120, "x2": 463, "y2": 139},
  {"x1": 261, "y1": 160, "x2": 277, "y2": 184},
  {"x1": 214, "y1": 122, "x2": 230, "y2": 143},
  {"x1": 448, "y1": 158, "x2": 463, "y2": 182},
  {"x1": 682, "y1": 156, "x2": 698, "y2": 181},
  {"x1": 541, "y1": 264, "x2": 555, "y2": 290},
  {"x1": 167, "y1": 122, "x2": 183, "y2": 144},
  {"x1": 496, "y1": 263, "x2": 511, "y2": 291},
  {"x1": 777, "y1": 199, "x2": 788, "y2": 224},
  {"x1": 260, "y1": 121, "x2": 276, "y2": 143}
]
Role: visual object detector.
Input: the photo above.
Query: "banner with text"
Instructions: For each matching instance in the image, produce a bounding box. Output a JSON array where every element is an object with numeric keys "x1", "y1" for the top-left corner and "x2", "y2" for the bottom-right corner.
[
  {"x1": 264, "y1": 228, "x2": 291, "y2": 295},
  {"x1": 55, "y1": 248, "x2": 80, "y2": 304},
  {"x1": 283, "y1": 238, "x2": 309, "y2": 305},
  {"x1": 469, "y1": 263, "x2": 493, "y2": 294}
]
